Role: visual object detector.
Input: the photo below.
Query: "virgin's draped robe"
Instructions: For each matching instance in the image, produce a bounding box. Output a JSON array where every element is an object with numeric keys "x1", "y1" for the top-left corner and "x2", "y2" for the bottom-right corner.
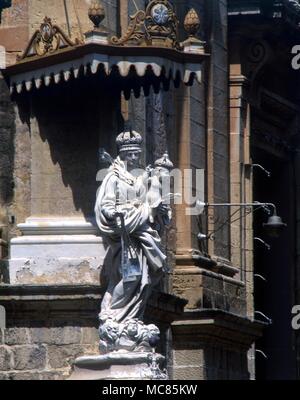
[{"x1": 95, "y1": 157, "x2": 166, "y2": 323}]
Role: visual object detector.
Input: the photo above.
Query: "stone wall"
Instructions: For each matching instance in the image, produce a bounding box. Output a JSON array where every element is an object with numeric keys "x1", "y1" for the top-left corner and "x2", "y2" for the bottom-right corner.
[
  {"x1": 172, "y1": 344, "x2": 249, "y2": 380},
  {"x1": 0, "y1": 326, "x2": 99, "y2": 380},
  {"x1": 0, "y1": 0, "x2": 29, "y2": 65},
  {"x1": 0, "y1": 0, "x2": 118, "y2": 65},
  {"x1": 171, "y1": 309, "x2": 265, "y2": 380},
  {"x1": 173, "y1": 268, "x2": 246, "y2": 313},
  {"x1": 29, "y1": 83, "x2": 101, "y2": 218},
  {"x1": 0, "y1": 285, "x2": 100, "y2": 380},
  {"x1": 205, "y1": 0, "x2": 230, "y2": 261},
  {"x1": 0, "y1": 286, "x2": 186, "y2": 380},
  {"x1": 0, "y1": 0, "x2": 120, "y2": 225}
]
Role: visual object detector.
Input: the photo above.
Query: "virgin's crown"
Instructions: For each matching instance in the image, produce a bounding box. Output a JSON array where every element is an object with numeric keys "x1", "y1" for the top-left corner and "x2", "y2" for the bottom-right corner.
[{"x1": 116, "y1": 128, "x2": 143, "y2": 152}]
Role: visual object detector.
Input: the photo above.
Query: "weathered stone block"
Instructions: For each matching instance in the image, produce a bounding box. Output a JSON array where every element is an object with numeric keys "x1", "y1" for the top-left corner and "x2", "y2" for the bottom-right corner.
[
  {"x1": 174, "y1": 348, "x2": 204, "y2": 366},
  {"x1": 47, "y1": 344, "x2": 97, "y2": 369},
  {"x1": 5, "y1": 327, "x2": 29, "y2": 345},
  {"x1": 81, "y1": 327, "x2": 99, "y2": 345},
  {"x1": 0, "y1": 328, "x2": 4, "y2": 344},
  {"x1": 226, "y1": 297, "x2": 246, "y2": 316},
  {"x1": 214, "y1": 293, "x2": 226, "y2": 309},
  {"x1": 173, "y1": 366, "x2": 207, "y2": 380},
  {"x1": 0, "y1": 372, "x2": 9, "y2": 380},
  {"x1": 7, "y1": 371, "x2": 39, "y2": 380},
  {"x1": 30, "y1": 326, "x2": 82, "y2": 345},
  {"x1": 202, "y1": 274, "x2": 224, "y2": 292},
  {"x1": 13, "y1": 345, "x2": 47, "y2": 370},
  {"x1": 0, "y1": 345, "x2": 13, "y2": 370},
  {"x1": 173, "y1": 272, "x2": 204, "y2": 309},
  {"x1": 37, "y1": 371, "x2": 65, "y2": 380},
  {"x1": 224, "y1": 281, "x2": 243, "y2": 298},
  {"x1": 202, "y1": 289, "x2": 214, "y2": 308}
]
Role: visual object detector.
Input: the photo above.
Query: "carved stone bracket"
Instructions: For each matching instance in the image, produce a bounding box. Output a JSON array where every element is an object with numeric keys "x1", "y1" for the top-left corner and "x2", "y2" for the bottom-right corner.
[{"x1": 110, "y1": 10, "x2": 147, "y2": 46}]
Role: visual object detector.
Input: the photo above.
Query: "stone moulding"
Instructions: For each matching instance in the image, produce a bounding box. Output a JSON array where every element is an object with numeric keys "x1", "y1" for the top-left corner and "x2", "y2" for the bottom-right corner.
[
  {"x1": 171, "y1": 309, "x2": 267, "y2": 350},
  {"x1": 2, "y1": 43, "x2": 209, "y2": 95},
  {"x1": 0, "y1": 285, "x2": 186, "y2": 325},
  {"x1": 68, "y1": 352, "x2": 166, "y2": 380},
  {"x1": 15, "y1": 217, "x2": 98, "y2": 236}
]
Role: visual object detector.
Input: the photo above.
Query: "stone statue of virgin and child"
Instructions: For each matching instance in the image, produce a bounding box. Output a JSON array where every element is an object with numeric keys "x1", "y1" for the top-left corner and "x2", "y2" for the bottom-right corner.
[{"x1": 94, "y1": 128, "x2": 175, "y2": 356}]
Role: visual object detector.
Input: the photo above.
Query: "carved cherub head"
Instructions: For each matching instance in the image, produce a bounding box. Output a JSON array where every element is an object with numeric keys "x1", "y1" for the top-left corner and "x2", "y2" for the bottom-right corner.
[
  {"x1": 99, "y1": 318, "x2": 119, "y2": 343},
  {"x1": 122, "y1": 318, "x2": 141, "y2": 340}
]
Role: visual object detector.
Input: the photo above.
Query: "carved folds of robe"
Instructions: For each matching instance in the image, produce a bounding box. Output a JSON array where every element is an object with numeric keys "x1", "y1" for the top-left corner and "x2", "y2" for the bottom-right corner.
[{"x1": 95, "y1": 157, "x2": 166, "y2": 323}]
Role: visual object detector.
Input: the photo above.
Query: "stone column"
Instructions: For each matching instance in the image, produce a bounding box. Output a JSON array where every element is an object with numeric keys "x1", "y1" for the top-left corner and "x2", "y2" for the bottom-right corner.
[
  {"x1": 172, "y1": 82, "x2": 209, "y2": 309},
  {"x1": 229, "y1": 42, "x2": 254, "y2": 318},
  {"x1": 228, "y1": 36, "x2": 255, "y2": 380},
  {"x1": 205, "y1": 0, "x2": 230, "y2": 264},
  {"x1": 229, "y1": 74, "x2": 252, "y2": 273}
]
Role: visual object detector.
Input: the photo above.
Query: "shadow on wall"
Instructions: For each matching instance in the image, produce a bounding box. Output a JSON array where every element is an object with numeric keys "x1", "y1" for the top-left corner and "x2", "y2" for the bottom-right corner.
[
  {"x1": 0, "y1": 72, "x2": 15, "y2": 224},
  {"x1": 204, "y1": 346, "x2": 250, "y2": 380},
  {"x1": 173, "y1": 342, "x2": 250, "y2": 380},
  {"x1": 25, "y1": 77, "x2": 121, "y2": 219}
]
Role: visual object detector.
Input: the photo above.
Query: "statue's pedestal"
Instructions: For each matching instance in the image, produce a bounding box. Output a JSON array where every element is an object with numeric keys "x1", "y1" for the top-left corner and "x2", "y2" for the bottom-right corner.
[{"x1": 68, "y1": 352, "x2": 165, "y2": 380}]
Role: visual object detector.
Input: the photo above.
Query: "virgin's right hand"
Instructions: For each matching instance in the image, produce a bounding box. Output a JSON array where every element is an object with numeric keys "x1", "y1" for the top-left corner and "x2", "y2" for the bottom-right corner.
[
  {"x1": 113, "y1": 211, "x2": 126, "y2": 220},
  {"x1": 104, "y1": 210, "x2": 123, "y2": 220}
]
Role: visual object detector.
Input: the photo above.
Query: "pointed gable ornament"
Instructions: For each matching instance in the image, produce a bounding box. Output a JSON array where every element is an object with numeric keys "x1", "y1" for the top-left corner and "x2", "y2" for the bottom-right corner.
[{"x1": 17, "y1": 17, "x2": 81, "y2": 61}]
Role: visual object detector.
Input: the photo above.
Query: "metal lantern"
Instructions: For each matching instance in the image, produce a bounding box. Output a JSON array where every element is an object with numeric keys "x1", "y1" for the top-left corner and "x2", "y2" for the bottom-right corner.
[{"x1": 263, "y1": 214, "x2": 287, "y2": 238}]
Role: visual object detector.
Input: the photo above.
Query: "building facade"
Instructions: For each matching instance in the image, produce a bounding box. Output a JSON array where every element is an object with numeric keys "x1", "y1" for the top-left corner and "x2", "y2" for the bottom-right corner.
[{"x1": 0, "y1": 0, "x2": 299, "y2": 380}]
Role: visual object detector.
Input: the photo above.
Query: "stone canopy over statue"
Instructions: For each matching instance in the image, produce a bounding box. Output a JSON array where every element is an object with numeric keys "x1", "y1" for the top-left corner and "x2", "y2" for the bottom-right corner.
[{"x1": 94, "y1": 128, "x2": 174, "y2": 359}]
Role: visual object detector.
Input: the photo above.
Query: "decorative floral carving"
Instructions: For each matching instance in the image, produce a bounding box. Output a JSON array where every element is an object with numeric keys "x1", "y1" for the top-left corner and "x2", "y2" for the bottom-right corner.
[
  {"x1": 110, "y1": 10, "x2": 146, "y2": 46},
  {"x1": 109, "y1": 0, "x2": 179, "y2": 48},
  {"x1": 145, "y1": 0, "x2": 179, "y2": 48},
  {"x1": 141, "y1": 352, "x2": 169, "y2": 380}
]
